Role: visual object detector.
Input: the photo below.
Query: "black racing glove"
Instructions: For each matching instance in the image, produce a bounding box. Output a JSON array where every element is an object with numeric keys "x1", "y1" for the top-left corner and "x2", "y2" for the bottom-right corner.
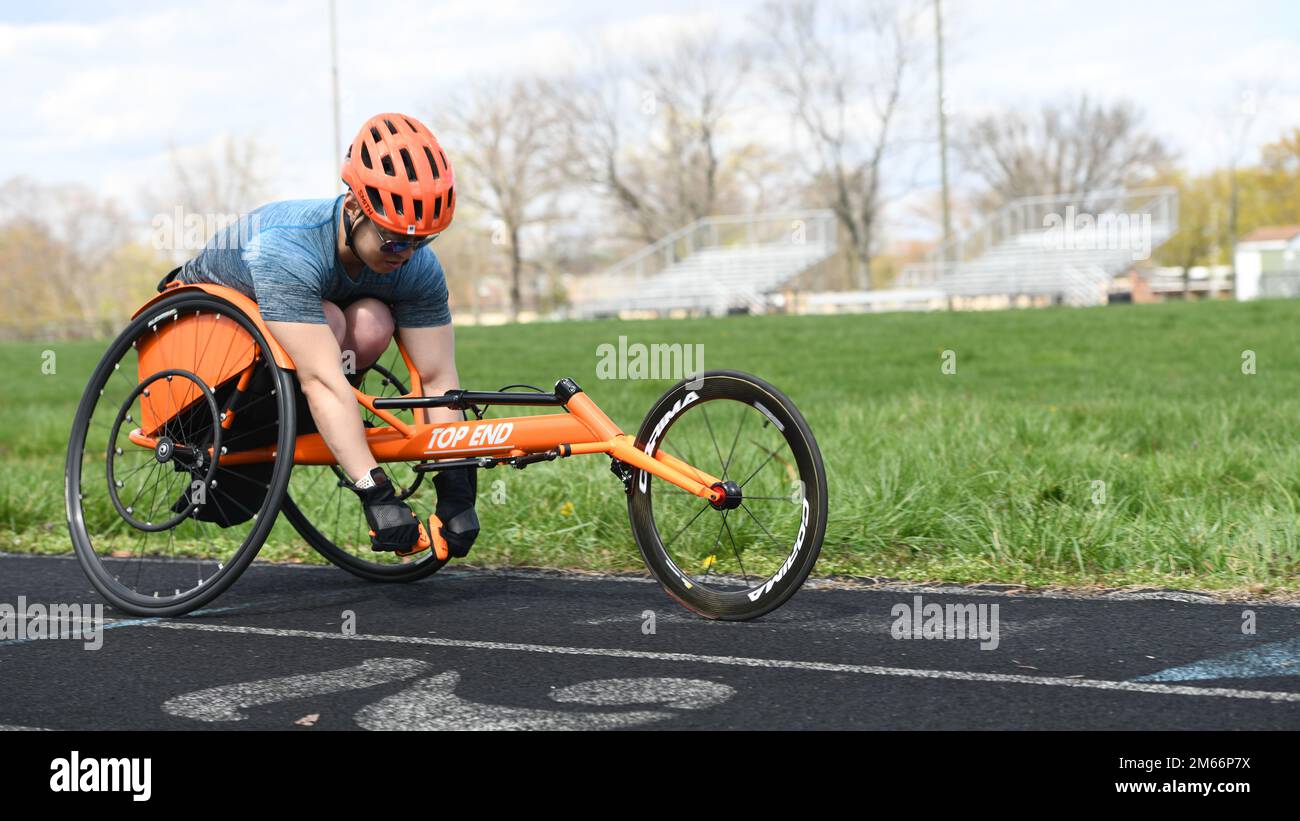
[
  {"x1": 433, "y1": 466, "x2": 479, "y2": 558},
  {"x1": 349, "y1": 468, "x2": 421, "y2": 552}
]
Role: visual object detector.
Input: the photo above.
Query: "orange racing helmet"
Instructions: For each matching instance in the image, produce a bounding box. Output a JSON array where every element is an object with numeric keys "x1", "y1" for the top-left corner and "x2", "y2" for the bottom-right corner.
[{"x1": 340, "y1": 112, "x2": 455, "y2": 236}]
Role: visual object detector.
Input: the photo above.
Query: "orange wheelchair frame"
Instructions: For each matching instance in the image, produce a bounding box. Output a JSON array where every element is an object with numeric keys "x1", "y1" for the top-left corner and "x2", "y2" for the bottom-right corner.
[{"x1": 127, "y1": 282, "x2": 727, "y2": 506}]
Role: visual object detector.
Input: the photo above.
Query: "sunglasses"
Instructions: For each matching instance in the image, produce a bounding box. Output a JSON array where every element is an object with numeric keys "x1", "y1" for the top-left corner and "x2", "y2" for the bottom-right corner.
[{"x1": 370, "y1": 219, "x2": 438, "y2": 254}]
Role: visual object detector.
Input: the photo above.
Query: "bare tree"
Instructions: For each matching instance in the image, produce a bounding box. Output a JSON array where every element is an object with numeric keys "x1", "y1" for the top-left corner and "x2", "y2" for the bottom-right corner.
[
  {"x1": 0, "y1": 177, "x2": 162, "y2": 334},
  {"x1": 958, "y1": 95, "x2": 1170, "y2": 208},
  {"x1": 166, "y1": 135, "x2": 272, "y2": 216},
  {"x1": 754, "y1": 0, "x2": 922, "y2": 289},
  {"x1": 141, "y1": 135, "x2": 274, "y2": 263},
  {"x1": 640, "y1": 29, "x2": 753, "y2": 230},
  {"x1": 426, "y1": 202, "x2": 503, "y2": 325},
  {"x1": 440, "y1": 78, "x2": 567, "y2": 322},
  {"x1": 557, "y1": 28, "x2": 755, "y2": 245}
]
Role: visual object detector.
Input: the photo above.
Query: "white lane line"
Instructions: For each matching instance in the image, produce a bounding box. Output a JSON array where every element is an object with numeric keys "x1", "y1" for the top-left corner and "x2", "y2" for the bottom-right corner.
[
  {"x1": 143, "y1": 622, "x2": 1300, "y2": 704},
  {"x1": 580, "y1": 610, "x2": 1069, "y2": 637}
]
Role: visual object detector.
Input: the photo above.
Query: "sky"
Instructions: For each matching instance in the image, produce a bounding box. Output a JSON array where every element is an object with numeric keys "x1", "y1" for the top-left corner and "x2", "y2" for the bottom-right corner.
[{"x1": 2, "y1": 0, "x2": 1298, "y2": 238}]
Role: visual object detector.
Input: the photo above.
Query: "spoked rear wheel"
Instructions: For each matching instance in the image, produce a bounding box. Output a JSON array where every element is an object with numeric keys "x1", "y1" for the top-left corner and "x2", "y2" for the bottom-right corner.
[
  {"x1": 628, "y1": 370, "x2": 827, "y2": 621},
  {"x1": 65, "y1": 293, "x2": 297, "y2": 616},
  {"x1": 281, "y1": 357, "x2": 448, "y2": 582}
]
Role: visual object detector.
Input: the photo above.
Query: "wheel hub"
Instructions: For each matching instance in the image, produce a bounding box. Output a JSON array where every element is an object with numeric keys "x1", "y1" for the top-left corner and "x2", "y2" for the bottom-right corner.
[
  {"x1": 709, "y1": 480, "x2": 743, "y2": 511},
  {"x1": 154, "y1": 436, "x2": 176, "y2": 463}
]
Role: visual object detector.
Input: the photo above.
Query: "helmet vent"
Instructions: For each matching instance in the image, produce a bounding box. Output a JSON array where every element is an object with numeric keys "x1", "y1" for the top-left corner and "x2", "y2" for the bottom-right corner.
[
  {"x1": 360, "y1": 144, "x2": 373, "y2": 169},
  {"x1": 404, "y1": 118, "x2": 419, "y2": 133},
  {"x1": 438, "y1": 149, "x2": 448, "y2": 170},
  {"x1": 369, "y1": 126, "x2": 382, "y2": 143},
  {"x1": 413, "y1": 199, "x2": 424, "y2": 222},
  {"x1": 392, "y1": 194, "x2": 404, "y2": 216},
  {"x1": 433, "y1": 195, "x2": 442, "y2": 221},
  {"x1": 365, "y1": 186, "x2": 386, "y2": 217},
  {"x1": 424, "y1": 146, "x2": 440, "y2": 180},
  {"x1": 446, "y1": 186, "x2": 454, "y2": 210},
  {"x1": 399, "y1": 148, "x2": 417, "y2": 181},
  {"x1": 384, "y1": 118, "x2": 398, "y2": 134},
  {"x1": 381, "y1": 154, "x2": 396, "y2": 177}
]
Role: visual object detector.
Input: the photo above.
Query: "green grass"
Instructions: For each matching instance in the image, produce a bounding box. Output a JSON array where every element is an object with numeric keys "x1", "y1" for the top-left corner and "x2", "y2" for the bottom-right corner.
[{"x1": 6, "y1": 297, "x2": 1300, "y2": 594}]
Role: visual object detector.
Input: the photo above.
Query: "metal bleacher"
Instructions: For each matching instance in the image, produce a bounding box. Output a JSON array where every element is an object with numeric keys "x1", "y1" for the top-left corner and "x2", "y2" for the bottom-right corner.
[
  {"x1": 898, "y1": 187, "x2": 1179, "y2": 307},
  {"x1": 573, "y1": 211, "x2": 838, "y2": 318}
]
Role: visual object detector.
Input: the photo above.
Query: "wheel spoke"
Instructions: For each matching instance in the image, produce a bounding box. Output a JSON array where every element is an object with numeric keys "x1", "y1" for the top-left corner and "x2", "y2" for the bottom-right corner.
[
  {"x1": 737, "y1": 444, "x2": 781, "y2": 490},
  {"x1": 700, "y1": 510, "x2": 729, "y2": 581},
  {"x1": 739, "y1": 501, "x2": 790, "y2": 551},
  {"x1": 721, "y1": 513, "x2": 750, "y2": 586},
  {"x1": 125, "y1": 462, "x2": 164, "y2": 516},
  {"x1": 699, "y1": 404, "x2": 726, "y2": 476},
  {"x1": 209, "y1": 484, "x2": 261, "y2": 523},
  {"x1": 721, "y1": 405, "x2": 747, "y2": 479},
  {"x1": 131, "y1": 527, "x2": 148, "y2": 588},
  {"x1": 663, "y1": 500, "x2": 713, "y2": 552},
  {"x1": 115, "y1": 455, "x2": 156, "y2": 483}
]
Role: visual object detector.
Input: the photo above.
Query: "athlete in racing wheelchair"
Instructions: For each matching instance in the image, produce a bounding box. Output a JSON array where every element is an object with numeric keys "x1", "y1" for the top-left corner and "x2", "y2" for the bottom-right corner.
[{"x1": 169, "y1": 112, "x2": 477, "y2": 558}]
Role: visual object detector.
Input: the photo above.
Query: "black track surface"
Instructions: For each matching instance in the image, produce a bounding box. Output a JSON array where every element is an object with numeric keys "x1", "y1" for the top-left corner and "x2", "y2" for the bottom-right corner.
[{"x1": 2, "y1": 553, "x2": 1298, "y2": 730}]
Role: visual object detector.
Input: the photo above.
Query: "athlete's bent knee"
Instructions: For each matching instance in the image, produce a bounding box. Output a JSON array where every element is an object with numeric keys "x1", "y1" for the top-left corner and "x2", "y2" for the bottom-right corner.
[
  {"x1": 321, "y1": 301, "x2": 347, "y2": 345},
  {"x1": 344, "y1": 298, "x2": 395, "y2": 368}
]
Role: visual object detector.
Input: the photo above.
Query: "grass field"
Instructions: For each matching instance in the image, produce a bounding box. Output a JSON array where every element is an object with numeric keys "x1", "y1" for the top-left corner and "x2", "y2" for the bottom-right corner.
[{"x1": 5, "y1": 297, "x2": 1300, "y2": 595}]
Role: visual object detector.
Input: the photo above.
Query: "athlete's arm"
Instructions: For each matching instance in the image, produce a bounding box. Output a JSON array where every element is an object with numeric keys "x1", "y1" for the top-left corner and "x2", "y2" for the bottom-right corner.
[
  {"x1": 265, "y1": 319, "x2": 378, "y2": 481},
  {"x1": 399, "y1": 322, "x2": 479, "y2": 558},
  {"x1": 398, "y1": 323, "x2": 462, "y2": 425}
]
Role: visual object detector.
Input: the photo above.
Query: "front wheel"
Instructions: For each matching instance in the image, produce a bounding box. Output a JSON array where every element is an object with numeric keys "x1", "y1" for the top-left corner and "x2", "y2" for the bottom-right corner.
[{"x1": 628, "y1": 370, "x2": 827, "y2": 621}]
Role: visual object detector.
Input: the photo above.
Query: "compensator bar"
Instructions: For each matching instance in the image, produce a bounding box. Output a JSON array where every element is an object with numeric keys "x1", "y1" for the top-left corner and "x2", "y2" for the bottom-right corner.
[
  {"x1": 371, "y1": 389, "x2": 565, "y2": 410},
  {"x1": 371, "y1": 378, "x2": 584, "y2": 411}
]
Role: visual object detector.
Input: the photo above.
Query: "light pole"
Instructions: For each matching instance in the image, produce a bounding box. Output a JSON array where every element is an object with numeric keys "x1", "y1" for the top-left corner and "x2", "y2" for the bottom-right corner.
[
  {"x1": 329, "y1": 0, "x2": 342, "y2": 191},
  {"x1": 935, "y1": 0, "x2": 952, "y2": 261}
]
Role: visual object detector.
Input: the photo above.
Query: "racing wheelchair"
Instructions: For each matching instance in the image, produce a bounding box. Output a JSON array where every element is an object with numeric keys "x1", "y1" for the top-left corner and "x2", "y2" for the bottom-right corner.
[{"x1": 65, "y1": 281, "x2": 827, "y2": 620}]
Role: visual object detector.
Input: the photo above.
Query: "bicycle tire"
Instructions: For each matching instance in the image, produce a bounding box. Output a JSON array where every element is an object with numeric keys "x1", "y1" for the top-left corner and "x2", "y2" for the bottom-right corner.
[{"x1": 627, "y1": 370, "x2": 827, "y2": 621}]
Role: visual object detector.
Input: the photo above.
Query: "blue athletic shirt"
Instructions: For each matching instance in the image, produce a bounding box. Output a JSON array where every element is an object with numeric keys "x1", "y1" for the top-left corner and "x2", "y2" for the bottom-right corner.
[{"x1": 178, "y1": 195, "x2": 451, "y2": 327}]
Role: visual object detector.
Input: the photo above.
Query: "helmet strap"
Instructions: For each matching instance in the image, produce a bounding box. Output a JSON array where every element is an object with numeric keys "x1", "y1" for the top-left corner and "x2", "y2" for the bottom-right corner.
[{"x1": 342, "y1": 208, "x2": 364, "y2": 254}]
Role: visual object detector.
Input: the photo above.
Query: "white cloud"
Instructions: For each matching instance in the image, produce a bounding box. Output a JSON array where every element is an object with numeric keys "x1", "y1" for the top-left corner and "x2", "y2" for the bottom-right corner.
[
  {"x1": 0, "y1": 20, "x2": 103, "y2": 57},
  {"x1": 2, "y1": 0, "x2": 1297, "y2": 249}
]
